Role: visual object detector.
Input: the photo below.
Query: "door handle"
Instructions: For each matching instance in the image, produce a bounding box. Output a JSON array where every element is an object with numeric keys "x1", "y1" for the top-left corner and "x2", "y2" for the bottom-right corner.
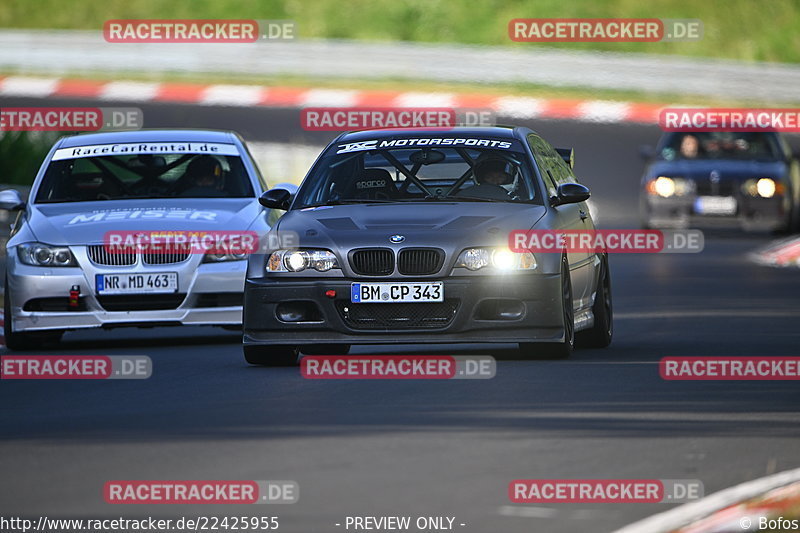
[{"x1": 579, "y1": 209, "x2": 588, "y2": 220}]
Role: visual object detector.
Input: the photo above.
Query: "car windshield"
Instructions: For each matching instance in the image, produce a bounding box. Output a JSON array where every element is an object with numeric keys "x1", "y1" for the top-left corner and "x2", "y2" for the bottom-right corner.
[
  {"x1": 659, "y1": 132, "x2": 782, "y2": 161},
  {"x1": 35, "y1": 146, "x2": 254, "y2": 203},
  {"x1": 292, "y1": 138, "x2": 541, "y2": 209}
]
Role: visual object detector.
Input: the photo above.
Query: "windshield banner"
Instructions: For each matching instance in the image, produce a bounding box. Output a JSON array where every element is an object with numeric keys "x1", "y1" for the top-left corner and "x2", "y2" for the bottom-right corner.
[{"x1": 52, "y1": 142, "x2": 240, "y2": 161}]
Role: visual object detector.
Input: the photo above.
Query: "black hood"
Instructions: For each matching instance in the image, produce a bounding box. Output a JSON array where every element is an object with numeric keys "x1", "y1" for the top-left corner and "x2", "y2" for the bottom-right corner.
[{"x1": 277, "y1": 202, "x2": 547, "y2": 251}]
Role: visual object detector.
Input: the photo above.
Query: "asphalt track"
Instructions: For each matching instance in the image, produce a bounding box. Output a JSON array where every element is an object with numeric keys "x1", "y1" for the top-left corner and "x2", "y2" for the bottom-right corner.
[{"x1": 1, "y1": 97, "x2": 800, "y2": 532}]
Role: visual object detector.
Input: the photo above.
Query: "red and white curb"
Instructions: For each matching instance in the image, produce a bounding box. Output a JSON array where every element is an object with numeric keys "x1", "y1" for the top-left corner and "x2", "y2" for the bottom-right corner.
[
  {"x1": 614, "y1": 467, "x2": 800, "y2": 533},
  {"x1": 0, "y1": 75, "x2": 665, "y2": 124},
  {"x1": 750, "y1": 237, "x2": 800, "y2": 268}
]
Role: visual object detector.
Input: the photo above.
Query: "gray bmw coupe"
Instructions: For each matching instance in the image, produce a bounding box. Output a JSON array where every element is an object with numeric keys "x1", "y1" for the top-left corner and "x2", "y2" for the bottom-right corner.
[{"x1": 243, "y1": 126, "x2": 612, "y2": 365}]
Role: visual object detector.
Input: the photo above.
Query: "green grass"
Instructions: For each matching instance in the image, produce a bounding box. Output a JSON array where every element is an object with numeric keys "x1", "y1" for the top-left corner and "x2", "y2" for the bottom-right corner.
[
  {"x1": 1, "y1": 0, "x2": 799, "y2": 63},
  {"x1": 0, "y1": 132, "x2": 61, "y2": 186}
]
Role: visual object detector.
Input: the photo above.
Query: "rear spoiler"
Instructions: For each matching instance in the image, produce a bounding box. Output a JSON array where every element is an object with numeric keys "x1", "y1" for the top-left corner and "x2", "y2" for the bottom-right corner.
[{"x1": 556, "y1": 147, "x2": 574, "y2": 169}]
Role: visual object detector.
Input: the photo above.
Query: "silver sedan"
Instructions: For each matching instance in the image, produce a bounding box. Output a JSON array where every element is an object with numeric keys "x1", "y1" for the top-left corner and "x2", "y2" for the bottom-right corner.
[{"x1": 2, "y1": 129, "x2": 276, "y2": 350}]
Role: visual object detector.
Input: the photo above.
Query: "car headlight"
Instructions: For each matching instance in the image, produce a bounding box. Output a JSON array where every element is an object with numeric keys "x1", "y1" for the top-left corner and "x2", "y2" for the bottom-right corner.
[
  {"x1": 757, "y1": 178, "x2": 776, "y2": 198},
  {"x1": 17, "y1": 243, "x2": 77, "y2": 267},
  {"x1": 266, "y1": 249, "x2": 339, "y2": 273},
  {"x1": 647, "y1": 176, "x2": 695, "y2": 198},
  {"x1": 455, "y1": 247, "x2": 536, "y2": 271},
  {"x1": 743, "y1": 178, "x2": 783, "y2": 198},
  {"x1": 653, "y1": 176, "x2": 676, "y2": 197},
  {"x1": 202, "y1": 252, "x2": 249, "y2": 263}
]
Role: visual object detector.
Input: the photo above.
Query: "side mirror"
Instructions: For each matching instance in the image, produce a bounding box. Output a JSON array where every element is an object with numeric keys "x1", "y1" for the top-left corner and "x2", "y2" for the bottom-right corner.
[
  {"x1": 551, "y1": 183, "x2": 590, "y2": 207},
  {"x1": 638, "y1": 144, "x2": 656, "y2": 160},
  {"x1": 555, "y1": 147, "x2": 575, "y2": 169},
  {"x1": 259, "y1": 188, "x2": 293, "y2": 210},
  {"x1": 0, "y1": 189, "x2": 25, "y2": 211}
]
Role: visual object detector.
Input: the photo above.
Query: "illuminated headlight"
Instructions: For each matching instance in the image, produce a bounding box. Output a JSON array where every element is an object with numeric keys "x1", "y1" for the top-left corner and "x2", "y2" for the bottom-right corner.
[
  {"x1": 653, "y1": 177, "x2": 675, "y2": 197},
  {"x1": 492, "y1": 249, "x2": 517, "y2": 270},
  {"x1": 266, "y1": 249, "x2": 339, "y2": 273},
  {"x1": 743, "y1": 178, "x2": 782, "y2": 198},
  {"x1": 18, "y1": 243, "x2": 77, "y2": 267},
  {"x1": 456, "y1": 248, "x2": 536, "y2": 271},
  {"x1": 202, "y1": 252, "x2": 249, "y2": 263},
  {"x1": 756, "y1": 178, "x2": 776, "y2": 198},
  {"x1": 286, "y1": 251, "x2": 308, "y2": 272},
  {"x1": 648, "y1": 177, "x2": 695, "y2": 198}
]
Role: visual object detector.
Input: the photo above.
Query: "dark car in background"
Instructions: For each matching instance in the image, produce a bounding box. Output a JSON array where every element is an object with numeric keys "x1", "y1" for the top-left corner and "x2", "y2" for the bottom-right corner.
[
  {"x1": 639, "y1": 131, "x2": 800, "y2": 232},
  {"x1": 242, "y1": 126, "x2": 613, "y2": 366}
]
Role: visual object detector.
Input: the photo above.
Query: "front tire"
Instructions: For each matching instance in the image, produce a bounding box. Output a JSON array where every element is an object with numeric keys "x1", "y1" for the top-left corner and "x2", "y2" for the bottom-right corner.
[
  {"x1": 576, "y1": 254, "x2": 613, "y2": 348},
  {"x1": 519, "y1": 255, "x2": 574, "y2": 359},
  {"x1": 243, "y1": 345, "x2": 298, "y2": 366}
]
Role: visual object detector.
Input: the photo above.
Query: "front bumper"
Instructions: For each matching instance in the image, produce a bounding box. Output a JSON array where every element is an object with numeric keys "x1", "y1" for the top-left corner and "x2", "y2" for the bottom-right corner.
[
  {"x1": 643, "y1": 193, "x2": 788, "y2": 231},
  {"x1": 6, "y1": 258, "x2": 246, "y2": 333},
  {"x1": 243, "y1": 274, "x2": 563, "y2": 346}
]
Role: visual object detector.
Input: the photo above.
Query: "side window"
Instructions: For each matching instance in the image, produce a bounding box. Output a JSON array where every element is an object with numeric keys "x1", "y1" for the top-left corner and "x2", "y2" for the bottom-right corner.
[
  {"x1": 540, "y1": 140, "x2": 574, "y2": 185},
  {"x1": 527, "y1": 134, "x2": 558, "y2": 197},
  {"x1": 240, "y1": 142, "x2": 268, "y2": 192}
]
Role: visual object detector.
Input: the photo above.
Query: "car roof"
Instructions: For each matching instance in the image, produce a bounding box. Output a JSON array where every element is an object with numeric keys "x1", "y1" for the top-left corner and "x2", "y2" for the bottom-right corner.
[
  {"x1": 336, "y1": 126, "x2": 522, "y2": 143},
  {"x1": 58, "y1": 129, "x2": 237, "y2": 148}
]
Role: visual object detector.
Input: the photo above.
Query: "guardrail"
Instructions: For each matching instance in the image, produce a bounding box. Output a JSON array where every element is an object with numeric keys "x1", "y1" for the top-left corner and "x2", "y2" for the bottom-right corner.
[{"x1": 2, "y1": 30, "x2": 800, "y2": 103}]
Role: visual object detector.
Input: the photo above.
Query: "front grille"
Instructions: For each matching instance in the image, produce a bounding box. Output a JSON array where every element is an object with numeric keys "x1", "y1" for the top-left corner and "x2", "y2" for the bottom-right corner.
[
  {"x1": 336, "y1": 299, "x2": 459, "y2": 330},
  {"x1": 143, "y1": 250, "x2": 191, "y2": 265},
  {"x1": 350, "y1": 248, "x2": 394, "y2": 276},
  {"x1": 695, "y1": 179, "x2": 738, "y2": 196},
  {"x1": 88, "y1": 245, "x2": 135, "y2": 266},
  {"x1": 398, "y1": 248, "x2": 444, "y2": 275},
  {"x1": 87, "y1": 245, "x2": 190, "y2": 265},
  {"x1": 97, "y1": 294, "x2": 186, "y2": 311}
]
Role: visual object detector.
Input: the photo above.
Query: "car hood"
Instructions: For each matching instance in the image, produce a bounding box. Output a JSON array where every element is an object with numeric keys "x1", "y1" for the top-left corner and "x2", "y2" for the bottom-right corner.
[
  {"x1": 276, "y1": 202, "x2": 547, "y2": 250},
  {"x1": 647, "y1": 159, "x2": 787, "y2": 180},
  {"x1": 26, "y1": 199, "x2": 262, "y2": 245}
]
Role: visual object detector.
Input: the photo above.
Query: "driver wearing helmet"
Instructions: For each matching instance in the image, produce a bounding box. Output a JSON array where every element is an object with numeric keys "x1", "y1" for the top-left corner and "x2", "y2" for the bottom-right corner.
[
  {"x1": 457, "y1": 155, "x2": 516, "y2": 200},
  {"x1": 181, "y1": 155, "x2": 227, "y2": 197}
]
